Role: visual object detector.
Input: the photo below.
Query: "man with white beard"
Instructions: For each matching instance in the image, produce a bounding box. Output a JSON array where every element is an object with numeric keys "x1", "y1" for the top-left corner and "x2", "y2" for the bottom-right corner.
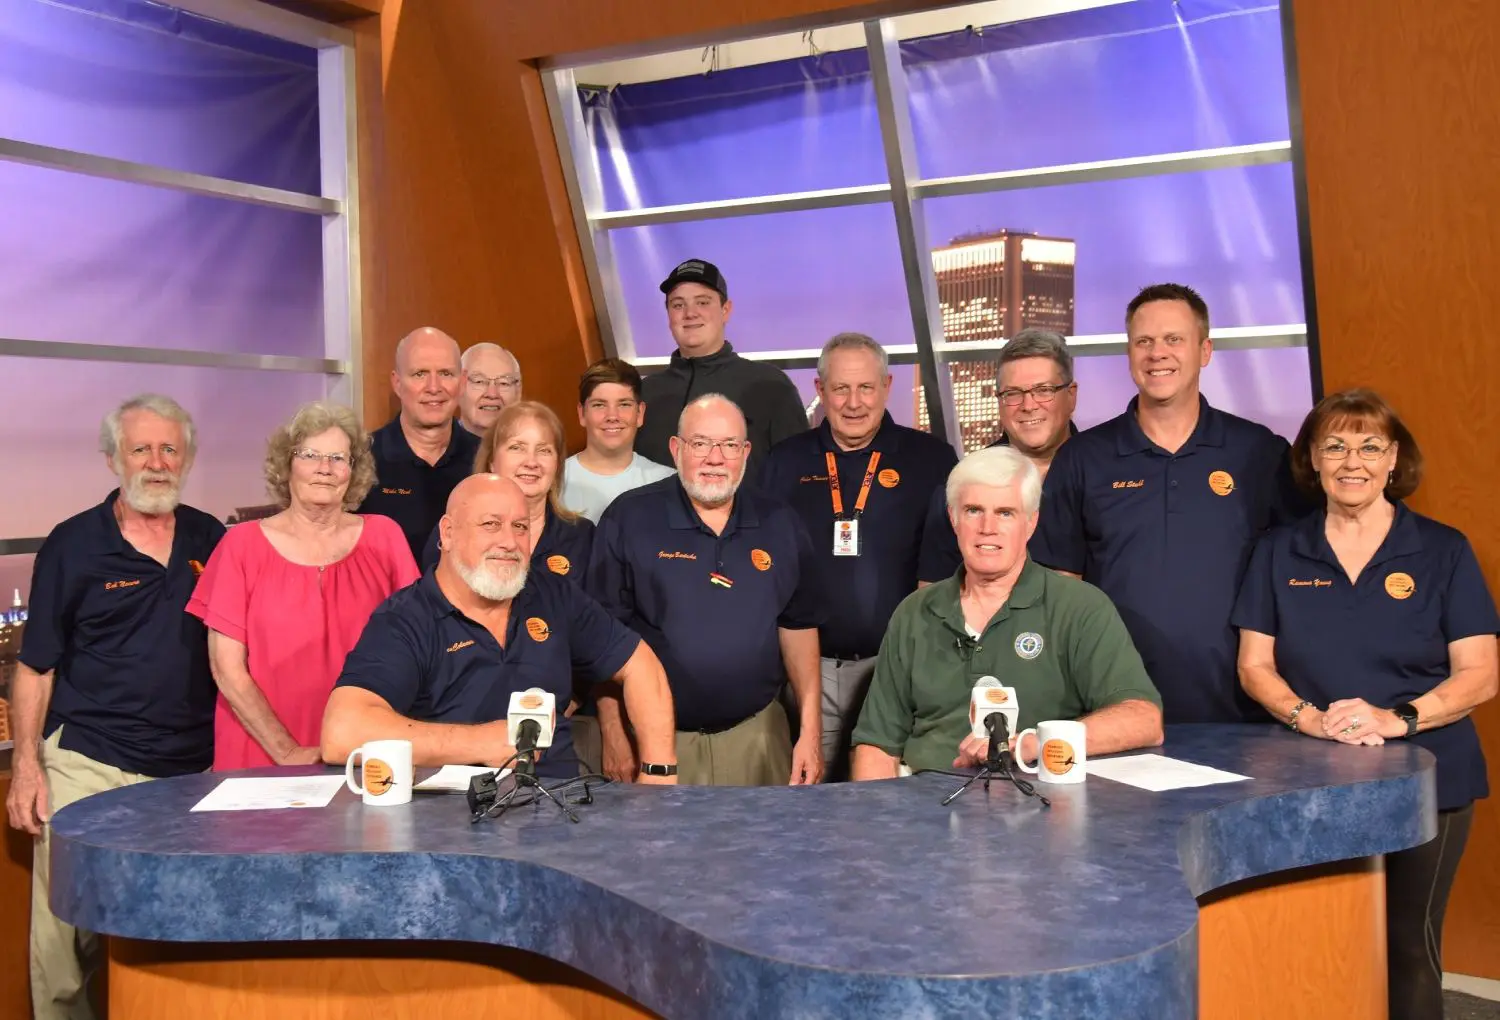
[
  {"x1": 323, "y1": 475, "x2": 679, "y2": 783},
  {"x1": 588, "y1": 394, "x2": 826, "y2": 786},
  {"x1": 6, "y1": 394, "x2": 224, "y2": 1020}
]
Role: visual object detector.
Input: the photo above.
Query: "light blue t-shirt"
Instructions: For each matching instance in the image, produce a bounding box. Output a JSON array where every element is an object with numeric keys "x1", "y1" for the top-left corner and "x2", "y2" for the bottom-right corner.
[{"x1": 562, "y1": 453, "x2": 675, "y2": 523}]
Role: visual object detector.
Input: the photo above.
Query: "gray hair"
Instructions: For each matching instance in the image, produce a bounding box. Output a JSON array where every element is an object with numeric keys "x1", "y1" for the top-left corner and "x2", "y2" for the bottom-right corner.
[
  {"x1": 99, "y1": 394, "x2": 197, "y2": 464},
  {"x1": 677, "y1": 392, "x2": 746, "y2": 435},
  {"x1": 461, "y1": 342, "x2": 521, "y2": 377},
  {"x1": 817, "y1": 332, "x2": 889, "y2": 379},
  {"x1": 945, "y1": 446, "x2": 1042, "y2": 515},
  {"x1": 998, "y1": 328, "x2": 1073, "y2": 386}
]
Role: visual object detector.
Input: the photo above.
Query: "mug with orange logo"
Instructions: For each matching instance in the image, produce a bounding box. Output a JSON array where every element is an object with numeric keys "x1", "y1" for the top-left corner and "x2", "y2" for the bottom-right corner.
[
  {"x1": 344, "y1": 739, "x2": 413, "y2": 806},
  {"x1": 1013, "y1": 720, "x2": 1087, "y2": 785}
]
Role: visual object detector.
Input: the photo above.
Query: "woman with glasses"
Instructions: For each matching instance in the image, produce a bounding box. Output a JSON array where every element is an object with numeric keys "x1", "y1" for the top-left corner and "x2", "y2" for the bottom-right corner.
[
  {"x1": 1231, "y1": 388, "x2": 1498, "y2": 1020},
  {"x1": 188, "y1": 402, "x2": 419, "y2": 770}
]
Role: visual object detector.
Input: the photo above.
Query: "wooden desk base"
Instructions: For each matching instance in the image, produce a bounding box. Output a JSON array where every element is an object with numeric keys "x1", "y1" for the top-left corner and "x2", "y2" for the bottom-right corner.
[
  {"x1": 106, "y1": 857, "x2": 1386, "y2": 1020},
  {"x1": 1198, "y1": 856, "x2": 1387, "y2": 1020}
]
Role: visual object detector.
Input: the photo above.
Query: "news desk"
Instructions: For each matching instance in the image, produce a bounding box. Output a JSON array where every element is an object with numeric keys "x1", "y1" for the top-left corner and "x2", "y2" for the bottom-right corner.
[{"x1": 49, "y1": 725, "x2": 1434, "y2": 1020}]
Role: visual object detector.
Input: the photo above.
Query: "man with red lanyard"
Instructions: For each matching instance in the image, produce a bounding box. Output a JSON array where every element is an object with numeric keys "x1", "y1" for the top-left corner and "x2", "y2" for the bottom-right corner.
[{"x1": 763, "y1": 333, "x2": 958, "y2": 780}]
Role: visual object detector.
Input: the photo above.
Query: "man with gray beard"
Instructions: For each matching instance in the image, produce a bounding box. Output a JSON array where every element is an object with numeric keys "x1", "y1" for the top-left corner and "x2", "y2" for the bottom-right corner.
[
  {"x1": 323, "y1": 475, "x2": 679, "y2": 783},
  {"x1": 5, "y1": 394, "x2": 224, "y2": 1020},
  {"x1": 589, "y1": 394, "x2": 826, "y2": 786}
]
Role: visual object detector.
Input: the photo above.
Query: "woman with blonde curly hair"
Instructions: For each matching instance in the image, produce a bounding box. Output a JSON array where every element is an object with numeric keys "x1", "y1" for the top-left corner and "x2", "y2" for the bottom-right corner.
[{"x1": 188, "y1": 402, "x2": 418, "y2": 769}]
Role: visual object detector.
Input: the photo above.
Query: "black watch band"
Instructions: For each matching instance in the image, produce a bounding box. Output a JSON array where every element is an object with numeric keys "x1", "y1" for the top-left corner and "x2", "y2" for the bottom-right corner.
[
  {"x1": 640, "y1": 762, "x2": 678, "y2": 777},
  {"x1": 1393, "y1": 702, "x2": 1420, "y2": 738}
]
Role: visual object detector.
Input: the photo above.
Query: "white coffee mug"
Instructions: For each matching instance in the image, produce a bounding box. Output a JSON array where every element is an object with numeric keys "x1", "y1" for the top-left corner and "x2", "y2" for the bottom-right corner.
[
  {"x1": 1013, "y1": 720, "x2": 1087, "y2": 785},
  {"x1": 344, "y1": 739, "x2": 413, "y2": 806}
]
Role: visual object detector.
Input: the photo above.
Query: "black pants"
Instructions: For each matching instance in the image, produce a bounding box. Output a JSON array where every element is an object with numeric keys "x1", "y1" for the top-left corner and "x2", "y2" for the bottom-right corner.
[{"x1": 1386, "y1": 802, "x2": 1474, "y2": 1020}]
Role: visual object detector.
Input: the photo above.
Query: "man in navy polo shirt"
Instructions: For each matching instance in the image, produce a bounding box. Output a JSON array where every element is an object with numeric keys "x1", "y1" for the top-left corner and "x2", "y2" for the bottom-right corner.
[
  {"x1": 358, "y1": 326, "x2": 481, "y2": 561},
  {"x1": 1029, "y1": 283, "x2": 1304, "y2": 723},
  {"x1": 323, "y1": 475, "x2": 678, "y2": 783},
  {"x1": 762, "y1": 333, "x2": 956, "y2": 780},
  {"x1": 5, "y1": 394, "x2": 224, "y2": 1020},
  {"x1": 590, "y1": 394, "x2": 825, "y2": 787},
  {"x1": 918, "y1": 328, "x2": 1080, "y2": 584}
]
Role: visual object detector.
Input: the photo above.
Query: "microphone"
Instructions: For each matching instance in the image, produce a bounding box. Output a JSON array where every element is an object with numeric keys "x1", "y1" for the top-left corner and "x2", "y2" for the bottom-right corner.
[
  {"x1": 969, "y1": 676, "x2": 1019, "y2": 770},
  {"x1": 507, "y1": 688, "x2": 556, "y2": 776}
]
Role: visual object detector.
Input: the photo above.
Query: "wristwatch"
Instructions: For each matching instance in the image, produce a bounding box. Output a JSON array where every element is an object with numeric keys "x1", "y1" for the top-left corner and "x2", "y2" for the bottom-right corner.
[
  {"x1": 639, "y1": 762, "x2": 678, "y2": 777},
  {"x1": 1392, "y1": 702, "x2": 1420, "y2": 738}
]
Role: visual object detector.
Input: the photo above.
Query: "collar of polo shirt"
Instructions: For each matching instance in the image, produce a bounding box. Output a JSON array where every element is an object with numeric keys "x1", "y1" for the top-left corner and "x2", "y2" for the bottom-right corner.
[{"x1": 1117, "y1": 395, "x2": 1226, "y2": 455}]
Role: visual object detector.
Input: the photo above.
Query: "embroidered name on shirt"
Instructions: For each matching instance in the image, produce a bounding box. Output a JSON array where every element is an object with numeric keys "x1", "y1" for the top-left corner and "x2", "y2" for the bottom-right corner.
[
  {"x1": 447, "y1": 640, "x2": 475, "y2": 653},
  {"x1": 799, "y1": 474, "x2": 830, "y2": 484},
  {"x1": 105, "y1": 579, "x2": 141, "y2": 591},
  {"x1": 381, "y1": 487, "x2": 413, "y2": 496},
  {"x1": 658, "y1": 551, "x2": 697, "y2": 561},
  {"x1": 1112, "y1": 480, "x2": 1145, "y2": 489},
  {"x1": 1288, "y1": 578, "x2": 1333, "y2": 588}
]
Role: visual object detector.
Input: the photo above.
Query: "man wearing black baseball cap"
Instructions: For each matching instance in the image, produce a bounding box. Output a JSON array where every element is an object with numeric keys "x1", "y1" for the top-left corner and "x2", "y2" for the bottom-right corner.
[{"x1": 635, "y1": 258, "x2": 808, "y2": 484}]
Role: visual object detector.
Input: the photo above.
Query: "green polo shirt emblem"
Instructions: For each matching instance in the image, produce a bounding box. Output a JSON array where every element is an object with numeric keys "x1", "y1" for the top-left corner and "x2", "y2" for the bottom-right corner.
[{"x1": 1014, "y1": 632, "x2": 1044, "y2": 659}]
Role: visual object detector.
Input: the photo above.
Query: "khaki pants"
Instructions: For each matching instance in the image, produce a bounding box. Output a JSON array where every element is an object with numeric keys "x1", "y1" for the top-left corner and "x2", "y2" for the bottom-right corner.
[
  {"x1": 32, "y1": 728, "x2": 153, "y2": 1020},
  {"x1": 675, "y1": 701, "x2": 791, "y2": 786}
]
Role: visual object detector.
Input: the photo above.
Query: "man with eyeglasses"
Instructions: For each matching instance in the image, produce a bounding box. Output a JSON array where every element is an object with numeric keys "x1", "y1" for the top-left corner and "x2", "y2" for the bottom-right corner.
[
  {"x1": 917, "y1": 328, "x2": 1079, "y2": 585},
  {"x1": 458, "y1": 342, "x2": 522, "y2": 438},
  {"x1": 358, "y1": 327, "x2": 481, "y2": 561},
  {"x1": 762, "y1": 333, "x2": 957, "y2": 780},
  {"x1": 634, "y1": 259, "x2": 808, "y2": 486},
  {"x1": 589, "y1": 394, "x2": 825, "y2": 786},
  {"x1": 1028, "y1": 283, "x2": 1306, "y2": 724}
]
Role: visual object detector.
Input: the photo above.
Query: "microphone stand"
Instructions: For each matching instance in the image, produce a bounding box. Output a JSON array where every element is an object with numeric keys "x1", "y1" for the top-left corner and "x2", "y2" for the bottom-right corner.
[{"x1": 941, "y1": 716, "x2": 1051, "y2": 808}]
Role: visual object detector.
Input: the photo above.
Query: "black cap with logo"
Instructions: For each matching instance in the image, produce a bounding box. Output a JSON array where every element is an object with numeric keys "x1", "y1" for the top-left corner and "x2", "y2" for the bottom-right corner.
[{"x1": 659, "y1": 258, "x2": 728, "y2": 300}]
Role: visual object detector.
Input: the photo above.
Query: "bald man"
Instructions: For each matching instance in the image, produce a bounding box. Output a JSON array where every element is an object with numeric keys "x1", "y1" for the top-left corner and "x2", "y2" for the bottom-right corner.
[
  {"x1": 324, "y1": 475, "x2": 678, "y2": 782},
  {"x1": 459, "y1": 343, "x2": 523, "y2": 437},
  {"x1": 358, "y1": 327, "x2": 482, "y2": 560},
  {"x1": 588, "y1": 394, "x2": 825, "y2": 787}
]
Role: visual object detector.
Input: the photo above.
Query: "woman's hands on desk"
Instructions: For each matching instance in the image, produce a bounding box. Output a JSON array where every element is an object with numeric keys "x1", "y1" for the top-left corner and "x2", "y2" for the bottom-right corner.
[{"x1": 1320, "y1": 698, "x2": 1404, "y2": 744}]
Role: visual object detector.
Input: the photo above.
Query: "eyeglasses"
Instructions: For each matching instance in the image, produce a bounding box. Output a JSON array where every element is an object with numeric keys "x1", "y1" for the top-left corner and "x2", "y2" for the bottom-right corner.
[
  {"x1": 467, "y1": 374, "x2": 521, "y2": 392},
  {"x1": 293, "y1": 449, "x2": 351, "y2": 469},
  {"x1": 997, "y1": 382, "x2": 1071, "y2": 406},
  {"x1": 678, "y1": 436, "x2": 747, "y2": 459},
  {"x1": 1317, "y1": 441, "x2": 1391, "y2": 462}
]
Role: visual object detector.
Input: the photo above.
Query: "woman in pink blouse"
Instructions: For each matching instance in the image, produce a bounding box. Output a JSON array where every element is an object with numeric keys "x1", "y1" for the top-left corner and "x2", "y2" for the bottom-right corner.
[{"x1": 188, "y1": 402, "x2": 418, "y2": 769}]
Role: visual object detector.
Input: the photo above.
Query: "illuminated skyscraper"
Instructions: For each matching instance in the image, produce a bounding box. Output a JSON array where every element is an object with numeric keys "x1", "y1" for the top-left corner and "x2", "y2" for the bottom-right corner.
[{"x1": 916, "y1": 230, "x2": 1076, "y2": 450}]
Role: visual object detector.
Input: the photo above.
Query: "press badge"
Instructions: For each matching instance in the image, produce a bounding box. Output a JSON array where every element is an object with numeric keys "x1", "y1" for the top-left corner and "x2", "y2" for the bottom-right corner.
[{"x1": 833, "y1": 518, "x2": 861, "y2": 557}]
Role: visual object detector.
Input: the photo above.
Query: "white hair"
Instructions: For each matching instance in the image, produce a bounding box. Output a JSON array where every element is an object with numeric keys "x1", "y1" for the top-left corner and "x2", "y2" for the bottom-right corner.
[
  {"x1": 461, "y1": 342, "x2": 520, "y2": 376},
  {"x1": 817, "y1": 332, "x2": 889, "y2": 379},
  {"x1": 945, "y1": 446, "x2": 1042, "y2": 515},
  {"x1": 100, "y1": 394, "x2": 197, "y2": 464},
  {"x1": 677, "y1": 392, "x2": 746, "y2": 435}
]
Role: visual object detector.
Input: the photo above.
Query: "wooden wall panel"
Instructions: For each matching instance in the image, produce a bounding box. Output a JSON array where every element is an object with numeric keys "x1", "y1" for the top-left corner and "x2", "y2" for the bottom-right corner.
[{"x1": 1290, "y1": 0, "x2": 1500, "y2": 977}]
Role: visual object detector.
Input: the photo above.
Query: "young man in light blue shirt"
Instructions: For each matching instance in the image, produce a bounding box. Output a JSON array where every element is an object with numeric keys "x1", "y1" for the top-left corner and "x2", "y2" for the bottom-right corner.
[{"x1": 563, "y1": 358, "x2": 674, "y2": 524}]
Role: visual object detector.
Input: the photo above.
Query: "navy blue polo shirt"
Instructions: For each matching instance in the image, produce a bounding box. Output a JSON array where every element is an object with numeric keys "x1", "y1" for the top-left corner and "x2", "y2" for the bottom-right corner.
[
  {"x1": 1029, "y1": 396, "x2": 1306, "y2": 723},
  {"x1": 421, "y1": 503, "x2": 594, "y2": 587},
  {"x1": 334, "y1": 570, "x2": 639, "y2": 778},
  {"x1": 357, "y1": 417, "x2": 481, "y2": 561},
  {"x1": 20, "y1": 491, "x2": 225, "y2": 776},
  {"x1": 1232, "y1": 503, "x2": 1498, "y2": 810},
  {"x1": 587, "y1": 477, "x2": 825, "y2": 731},
  {"x1": 916, "y1": 422, "x2": 1079, "y2": 584},
  {"x1": 762, "y1": 413, "x2": 956, "y2": 658}
]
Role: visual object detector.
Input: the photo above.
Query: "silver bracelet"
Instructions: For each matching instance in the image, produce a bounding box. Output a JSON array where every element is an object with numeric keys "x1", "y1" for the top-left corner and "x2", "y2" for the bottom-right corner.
[{"x1": 1287, "y1": 699, "x2": 1314, "y2": 731}]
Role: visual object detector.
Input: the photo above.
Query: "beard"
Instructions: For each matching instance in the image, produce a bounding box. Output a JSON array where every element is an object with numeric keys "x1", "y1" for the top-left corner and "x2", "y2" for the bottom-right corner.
[
  {"x1": 675, "y1": 461, "x2": 741, "y2": 507},
  {"x1": 120, "y1": 469, "x2": 183, "y2": 515},
  {"x1": 454, "y1": 553, "x2": 528, "y2": 602}
]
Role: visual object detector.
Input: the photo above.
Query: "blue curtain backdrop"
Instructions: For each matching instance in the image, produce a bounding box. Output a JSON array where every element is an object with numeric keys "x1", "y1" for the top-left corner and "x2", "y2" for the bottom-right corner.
[{"x1": 581, "y1": 0, "x2": 1311, "y2": 438}]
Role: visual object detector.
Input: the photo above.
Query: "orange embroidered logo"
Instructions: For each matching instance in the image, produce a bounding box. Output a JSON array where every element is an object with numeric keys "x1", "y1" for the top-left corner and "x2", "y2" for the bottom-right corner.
[
  {"x1": 751, "y1": 549, "x2": 772, "y2": 571},
  {"x1": 525, "y1": 617, "x2": 550, "y2": 642},
  {"x1": 1208, "y1": 471, "x2": 1235, "y2": 496},
  {"x1": 1112, "y1": 480, "x2": 1145, "y2": 489},
  {"x1": 188, "y1": 559, "x2": 205, "y2": 576},
  {"x1": 877, "y1": 468, "x2": 900, "y2": 488},
  {"x1": 657, "y1": 551, "x2": 697, "y2": 561},
  {"x1": 446, "y1": 640, "x2": 474, "y2": 653},
  {"x1": 1288, "y1": 578, "x2": 1333, "y2": 588},
  {"x1": 381, "y1": 487, "x2": 412, "y2": 496},
  {"x1": 1385, "y1": 572, "x2": 1415, "y2": 600},
  {"x1": 105, "y1": 579, "x2": 141, "y2": 591},
  {"x1": 546, "y1": 555, "x2": 570, "y2": 576}
]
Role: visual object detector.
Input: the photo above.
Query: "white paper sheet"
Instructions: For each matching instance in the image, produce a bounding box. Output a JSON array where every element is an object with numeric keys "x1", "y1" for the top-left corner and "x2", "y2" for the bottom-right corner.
[
  {"x1": 190, "y1": 776, "x2": 346, "y2": 812},
  {"x1": 1084, "y1": 753, "x2": 1250, "y2": 792},
  {"x1": 414, "y1": 765, "x2": 510, "y2": 793}
]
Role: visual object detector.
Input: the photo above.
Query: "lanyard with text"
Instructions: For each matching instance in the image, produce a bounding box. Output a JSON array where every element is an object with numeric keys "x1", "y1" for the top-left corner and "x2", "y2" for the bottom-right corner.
[{"x1": 827, "y1": 451, "x2": 880, "y2": 558}]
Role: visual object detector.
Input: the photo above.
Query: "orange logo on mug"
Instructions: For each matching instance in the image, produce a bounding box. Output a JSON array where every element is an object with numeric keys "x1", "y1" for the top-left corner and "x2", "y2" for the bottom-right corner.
[
  {"x1": 1042, "y1": 739, "x2": 1077, "y2": 776},
  {"x1": 363, "y1": 758, "x2": 395, "y2": 792},
  {"x1": 877, "y1": 468, "x2": 901, "y2": 488},
  {"x1": 1385, "y1": 572, "x2": 1415, "y2": 600},
  {"x1": 751, "y1": 549, "x2": 772, "y2": 571},
  {"x1": 546, "y1": 555, "x2": 570, "y2": 576},
  {"x1": 525, "y1": 617, "x2": 550, "y2": 642},
  {"x1": 1208, "y1": 471, "x2": 1235, "y2": 496}
]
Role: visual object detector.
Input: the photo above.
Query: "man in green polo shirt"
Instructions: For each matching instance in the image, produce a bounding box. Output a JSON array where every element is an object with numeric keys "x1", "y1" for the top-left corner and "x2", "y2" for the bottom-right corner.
[{"x1": 851, "y1": 446, "x2": 1163, "y2": 778}]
